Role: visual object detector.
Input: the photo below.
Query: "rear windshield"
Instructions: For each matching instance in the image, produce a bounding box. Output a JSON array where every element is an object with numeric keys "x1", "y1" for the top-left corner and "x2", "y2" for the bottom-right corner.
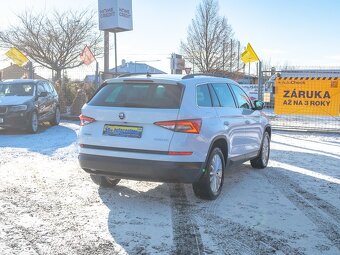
[{"x1": 89, "y1": 83, "x2": 183, "y2": 109}]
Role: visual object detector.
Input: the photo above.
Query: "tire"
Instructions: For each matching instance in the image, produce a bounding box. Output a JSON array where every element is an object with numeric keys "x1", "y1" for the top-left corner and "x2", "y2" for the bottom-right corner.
[
  {"x1": 251, "y1": 131, "x2": 270, "y2": 169},
  {"x1": 50, "y1": 107, "x2": 60, "y2": 126},
  {"x1": 26, "y1": 111, "x2": 39, "y2": 134},
  {"x1": 192, "y1": 147, "x2": 225, "y2": 200},
  {"x1": 90, "y1": 174, "x2": 121, "y2": 187}
]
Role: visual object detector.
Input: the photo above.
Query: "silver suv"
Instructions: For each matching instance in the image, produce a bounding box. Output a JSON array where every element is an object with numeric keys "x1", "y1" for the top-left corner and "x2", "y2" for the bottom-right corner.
[{"x1": 78, "y1": 74, "x2": 271, "y2": 200}]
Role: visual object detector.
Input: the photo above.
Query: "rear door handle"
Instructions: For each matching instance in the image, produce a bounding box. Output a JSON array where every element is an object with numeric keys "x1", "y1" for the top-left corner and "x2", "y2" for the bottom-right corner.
[{"x1": 245, "y1": 120, "x2": 250, "y2": 124}]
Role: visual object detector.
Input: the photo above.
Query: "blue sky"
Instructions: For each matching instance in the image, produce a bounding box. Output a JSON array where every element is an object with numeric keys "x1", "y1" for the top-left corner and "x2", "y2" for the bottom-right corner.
[{"x1": 1, "y1": 0, "x2": 340, "y2": 76}]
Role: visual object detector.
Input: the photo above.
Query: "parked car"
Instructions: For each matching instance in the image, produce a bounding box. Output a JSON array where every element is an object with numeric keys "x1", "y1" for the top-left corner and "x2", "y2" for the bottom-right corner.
[
  {"x1": 78, "y1": 74, "x2": 271, "y2": 200},
  {"x1": 0, "y1": 79, "x2": 60, "y2": 133}
]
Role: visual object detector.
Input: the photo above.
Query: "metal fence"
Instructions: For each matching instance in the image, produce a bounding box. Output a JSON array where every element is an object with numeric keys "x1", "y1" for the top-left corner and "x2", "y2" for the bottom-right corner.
[{"x1": 260, "y1": 68, "x2": 340, "y2": 132}]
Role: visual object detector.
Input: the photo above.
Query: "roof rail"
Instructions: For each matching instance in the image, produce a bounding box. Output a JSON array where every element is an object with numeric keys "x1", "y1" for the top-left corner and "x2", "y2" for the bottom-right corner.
[
  {"x1": 118, "y1": 72, "x2": 152, "y2": 78},
  {"x1": 182, "y1": 73, "x2": 230, "y2": 79}
]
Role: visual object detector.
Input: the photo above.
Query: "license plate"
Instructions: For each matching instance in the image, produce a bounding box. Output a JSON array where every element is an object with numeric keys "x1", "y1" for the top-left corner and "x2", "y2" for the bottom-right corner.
[
  {"x1": 103, "y1": 124, "x2": 143, "y2": 138},
  {"x1": 0, "y1": 118, "x2": 3, "y2": 124}
]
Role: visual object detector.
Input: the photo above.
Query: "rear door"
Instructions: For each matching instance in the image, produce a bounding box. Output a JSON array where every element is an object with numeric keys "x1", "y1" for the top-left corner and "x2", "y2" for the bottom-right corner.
[
  {"x1": 36, "y1": 82, "x2": 49, "y2": 120},
  {"x1": 229, "y1": 83, "x2": 262, "y2": 156},
  {"x1": 81, "y1": 81, "x2": 183, "y2": 152},
  {"x1": 42, "y1": 82, "x2": 54, "y2": 118},
  {"x1": 209, "y1": 83, "x2": 247, "y2": 159}
]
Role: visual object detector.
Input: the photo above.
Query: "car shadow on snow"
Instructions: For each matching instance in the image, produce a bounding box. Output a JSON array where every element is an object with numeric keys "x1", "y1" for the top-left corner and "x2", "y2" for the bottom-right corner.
[
  {"x1": 0, "y1": 122, "x2": 77, "y2": 155},
  {"x1": 97, "y1": 182, "x2": 175, "y2": 254},
  {"x1": 95, "y1": 164, "x2": 318, "y2": 255},
  {"x1": 95, "y1": 165, "x2": 253, "y2": 254}
]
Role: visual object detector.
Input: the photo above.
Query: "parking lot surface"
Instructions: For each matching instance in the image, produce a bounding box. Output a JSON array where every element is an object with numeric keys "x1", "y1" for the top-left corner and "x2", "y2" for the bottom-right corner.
[{"x1": 0, "y1": 122, "x2": 339, "y2": 254}]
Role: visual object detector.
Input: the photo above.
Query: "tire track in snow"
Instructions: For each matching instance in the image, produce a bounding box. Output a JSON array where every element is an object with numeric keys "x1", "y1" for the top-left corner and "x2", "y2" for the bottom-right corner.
[
  {"x1": 0, "y1": 203, "x2": 43, "y2": 255},
  {"x1": 196, "y1": 194, "x2": 304, "y2": 255},
  {"x1": 264, "y1": 170, "x2": 340, "y2": 223},
  {"x1": 168, "y1": 184, "x2": 204, "y2": 255},
  {"x1": 197, "y1": 213, "x2": 305, "y2": 255},
  {"x1": 262, "y1": 169, "x2": 340, "y2": 250}
]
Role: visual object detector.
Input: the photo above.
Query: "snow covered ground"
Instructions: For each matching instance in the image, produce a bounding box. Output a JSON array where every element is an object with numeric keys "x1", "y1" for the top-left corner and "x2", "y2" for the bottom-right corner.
[{"x1": 0, "y1": 121, "x2": 339, "y2": 255}]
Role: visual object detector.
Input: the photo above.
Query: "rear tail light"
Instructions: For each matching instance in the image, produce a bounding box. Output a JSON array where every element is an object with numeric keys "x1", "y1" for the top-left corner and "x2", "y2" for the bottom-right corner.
[
  {"x1": 79, "y1": 115, "x2": 96, "y2": 126},
  {"x1": 154, "y1": 119, "x2": 202, "y2": 134}
]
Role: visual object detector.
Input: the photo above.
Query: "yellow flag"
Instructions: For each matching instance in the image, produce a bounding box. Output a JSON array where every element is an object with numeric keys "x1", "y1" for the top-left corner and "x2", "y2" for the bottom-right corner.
[
  {"x1": 241, "y1": 43, "x2": 259, "y2": 64},
  {"x1": 5, "y1": 47, "x2": 29, "y2": 66}
]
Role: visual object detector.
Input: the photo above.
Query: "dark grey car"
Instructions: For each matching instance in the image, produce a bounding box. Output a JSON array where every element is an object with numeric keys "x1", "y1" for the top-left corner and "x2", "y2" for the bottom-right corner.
[{"x1": 0, "y1": 79, "x2": 60, "y2": 133}]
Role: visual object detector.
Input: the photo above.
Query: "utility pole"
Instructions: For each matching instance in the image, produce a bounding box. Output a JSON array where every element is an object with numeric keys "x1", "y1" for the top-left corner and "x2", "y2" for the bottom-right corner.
[
  {"x1": 230, "y1": 39, "x2": 233, "y2": 72},
  {"x1": 222, "y1": 41, "x2": 225, "y2": 71},
  {"x1": 237, "y1": 41, "x2": 240, "y2": 71}
]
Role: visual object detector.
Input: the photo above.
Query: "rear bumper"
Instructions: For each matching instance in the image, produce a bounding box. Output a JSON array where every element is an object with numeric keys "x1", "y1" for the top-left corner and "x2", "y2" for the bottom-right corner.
[{"x1": 78, "y1": 153, "x2": 204, "y2": 183}]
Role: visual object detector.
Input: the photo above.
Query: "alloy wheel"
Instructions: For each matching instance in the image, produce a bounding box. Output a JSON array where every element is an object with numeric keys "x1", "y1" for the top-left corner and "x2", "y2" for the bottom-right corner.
[
  {"x1": 209, "y1": 154, "x2": 223, "y2": 194},
  {"x1": 31, "y1": 112, "x2": 38, "y2": 133},
  {"x1": 261, "y1": 134, "x2": 270, "y2": 165}
]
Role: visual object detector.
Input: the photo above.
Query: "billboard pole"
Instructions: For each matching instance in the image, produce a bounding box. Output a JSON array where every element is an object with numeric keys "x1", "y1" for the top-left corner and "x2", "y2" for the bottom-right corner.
[{"x1": 104, "y1": 31, "x2": 109, "y2": 79}]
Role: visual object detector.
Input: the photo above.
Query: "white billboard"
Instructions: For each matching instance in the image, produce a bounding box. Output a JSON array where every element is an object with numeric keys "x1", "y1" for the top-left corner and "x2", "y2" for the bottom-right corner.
[{"x1": 98, "y1": 0, "x2": 133, "y2": 32}]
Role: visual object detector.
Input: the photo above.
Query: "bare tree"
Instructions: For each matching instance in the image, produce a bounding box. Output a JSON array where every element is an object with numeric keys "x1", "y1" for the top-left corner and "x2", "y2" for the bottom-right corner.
[
  {"x1": 0, "y1": 10, "x2": 102, "y2": 80},
  {"x1": 181, "y1": 0, "x2": 240, "y2": 73},
  {"x1": 220, "y1": 38, "x2": 243, "y2": 72}
]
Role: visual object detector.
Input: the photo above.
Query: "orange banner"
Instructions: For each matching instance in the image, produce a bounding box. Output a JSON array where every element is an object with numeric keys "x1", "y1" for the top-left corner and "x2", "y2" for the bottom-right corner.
[{"x1": 274, "y1": 77, "x2": 340, "y2": 116}]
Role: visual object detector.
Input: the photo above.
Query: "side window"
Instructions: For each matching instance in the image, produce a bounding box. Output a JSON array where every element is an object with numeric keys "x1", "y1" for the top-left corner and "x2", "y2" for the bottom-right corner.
[
  {"x1": 37, "y1": 83, "x2": 46, "y2": 95},
  {"x1": 230, "y1": 84, "x2": 252, "y2": 109},
  {"x1": 43, "y1": 82, "x2": 52, "y2": 94},
  {"x1": 196, "y1": 84, "x2": 212, "y2": 107},
  {"x1": 211, "y1": 83, "x2": 236, "y2": 108},
  {"x1": 49, "y1": 82, "x2": 58, "y2": 96},
  {"x1": 208, "y1": 85, "x2": 220, "y2": 107},
  {"x1": 46, "y1": 82, "x2": 56, "y2": 95}
]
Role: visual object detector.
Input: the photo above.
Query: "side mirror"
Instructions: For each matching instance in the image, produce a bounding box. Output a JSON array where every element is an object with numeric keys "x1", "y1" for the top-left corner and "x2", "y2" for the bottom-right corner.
[
  {"x1": 253, "y1": 100, "x2": 264, "y2": 110},
  {"x1": 39, "y1": 91, "x2": 48, "y2": 97}
]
